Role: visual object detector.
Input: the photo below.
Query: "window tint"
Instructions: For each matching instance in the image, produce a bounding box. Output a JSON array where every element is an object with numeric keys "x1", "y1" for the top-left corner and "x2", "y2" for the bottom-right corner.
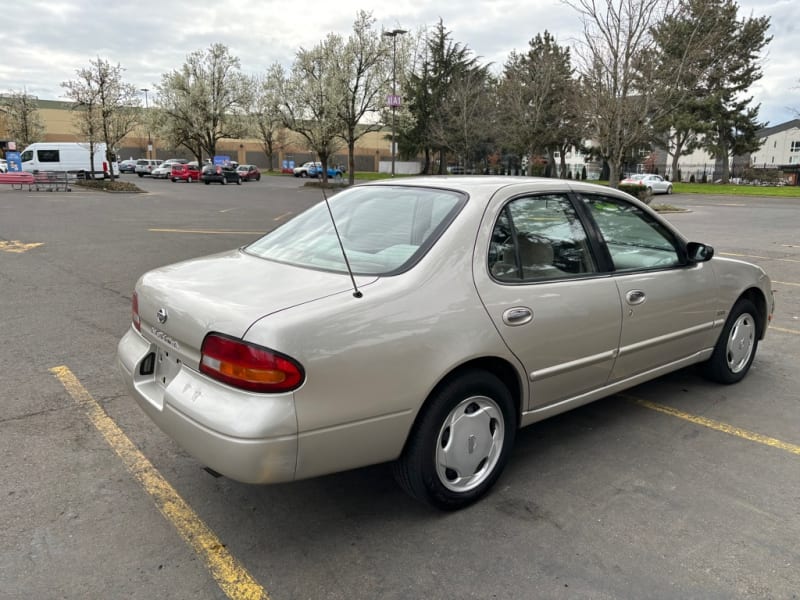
[
  {"x1": 246, "y1": 186, "x2": 465, "y2": 275},
  {"x1": 489, "y1": 194, "x2": 596, "y2": 282},
  {"x1": 580, "y1": 194, "x2": 681, "y2": 271},
  {"x1": 37, "y1": 150, "x2": 59, "y2": 162},
  {"x1": 21, "y1": 150, "x2": 33, "y2": 162}
]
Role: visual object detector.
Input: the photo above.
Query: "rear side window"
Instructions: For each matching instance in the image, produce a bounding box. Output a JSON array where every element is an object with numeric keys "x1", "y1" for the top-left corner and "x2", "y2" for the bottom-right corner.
[{"x1": 489, "y1": 194, "x2": 596, "y2": 282}]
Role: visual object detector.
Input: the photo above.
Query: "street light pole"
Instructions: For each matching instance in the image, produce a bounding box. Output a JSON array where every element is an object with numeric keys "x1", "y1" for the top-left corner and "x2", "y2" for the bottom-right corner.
[
  {"x1": 383, "y1": 28, "x2": 407, "y2": 177},
  {"x1": 140, "y1": 88, "x2": 151, "y2": 160}
]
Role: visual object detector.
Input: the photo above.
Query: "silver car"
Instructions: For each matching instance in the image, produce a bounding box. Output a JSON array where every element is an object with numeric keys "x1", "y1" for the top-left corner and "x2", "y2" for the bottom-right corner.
[
  {"x1": 620, "y1": 173, "x2": 674, "y2": 194},
  {"x1": 117, "y1": 177, "x2": 773, "y2": 510}
]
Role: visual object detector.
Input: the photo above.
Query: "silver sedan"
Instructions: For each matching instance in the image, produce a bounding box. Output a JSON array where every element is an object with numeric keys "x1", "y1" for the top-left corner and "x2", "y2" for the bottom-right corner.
[
  {"x1": 117, "y1": 177, "x2": 773, "y2": 510},
  {"x1": 621, "y1": 173, "x2": 674, "y2": 194}
]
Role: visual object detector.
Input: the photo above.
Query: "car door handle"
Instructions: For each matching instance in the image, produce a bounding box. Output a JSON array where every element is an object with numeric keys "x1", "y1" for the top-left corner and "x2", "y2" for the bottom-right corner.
[
  {"x1": 502, "y1": 307, "x2": 533, "y2": 326},
  {"x1": 625, "y1": 290, "x2": 646, "y2": 305}
]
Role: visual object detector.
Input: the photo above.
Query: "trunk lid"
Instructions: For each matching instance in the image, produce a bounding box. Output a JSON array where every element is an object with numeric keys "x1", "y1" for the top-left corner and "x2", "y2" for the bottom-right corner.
[{"x1": 136, "y1": 249, "x2": 373, "y2": 367}]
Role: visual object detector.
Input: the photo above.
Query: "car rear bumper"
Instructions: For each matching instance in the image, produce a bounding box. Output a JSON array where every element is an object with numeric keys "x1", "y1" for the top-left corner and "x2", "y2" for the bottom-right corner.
[{"x1": 117, "y1": 327, "x2": 299, "y2": 483}]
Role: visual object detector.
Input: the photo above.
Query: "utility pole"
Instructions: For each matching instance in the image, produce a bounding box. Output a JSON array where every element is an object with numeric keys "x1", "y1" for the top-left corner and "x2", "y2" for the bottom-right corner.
[
  {"x1": 140, "y1": 88, "x2": 151, "y2": 160},
  {"x1": 383, "y1": 29, "x2": 407, "y2": 177}
]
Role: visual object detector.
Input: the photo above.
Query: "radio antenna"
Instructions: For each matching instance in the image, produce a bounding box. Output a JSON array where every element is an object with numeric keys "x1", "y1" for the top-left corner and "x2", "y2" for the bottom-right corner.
[{"x1": 318, "y1": 161, "x2": 362, "y2": 298}]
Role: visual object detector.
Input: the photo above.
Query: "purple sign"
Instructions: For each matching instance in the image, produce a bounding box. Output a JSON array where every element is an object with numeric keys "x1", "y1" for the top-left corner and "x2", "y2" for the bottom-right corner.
[{"x1": 387, "y1": 94, "x2": 402, "y2": 108}]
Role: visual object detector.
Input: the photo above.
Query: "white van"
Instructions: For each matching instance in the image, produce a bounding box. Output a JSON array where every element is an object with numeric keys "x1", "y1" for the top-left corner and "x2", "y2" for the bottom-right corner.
[{"x1": 20, "y1": 142, "x2": 120, "y2": 179}]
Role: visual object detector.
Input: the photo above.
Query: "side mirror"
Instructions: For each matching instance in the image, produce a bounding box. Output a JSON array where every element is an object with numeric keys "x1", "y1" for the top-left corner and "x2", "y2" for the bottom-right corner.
[{"x1": 686, "y1": 241, "x2": 714, "y2": 263}]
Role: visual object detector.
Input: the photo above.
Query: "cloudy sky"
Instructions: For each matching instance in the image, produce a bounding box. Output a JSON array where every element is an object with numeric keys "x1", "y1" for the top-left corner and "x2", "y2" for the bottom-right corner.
[{"x1": 0, "y1": 0, "x2": 797, "y2": 126}]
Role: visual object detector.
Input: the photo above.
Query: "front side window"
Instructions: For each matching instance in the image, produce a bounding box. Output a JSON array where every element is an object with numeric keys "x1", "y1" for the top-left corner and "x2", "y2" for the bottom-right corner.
[
  {"x1": 37, "y1": 150, "x2": 59, "y2": 162},
  {"x1": 489, "y1": 194, "x2": 596, "y2": 282},
  {"x1": 21, "y1": 150, "x2": 33, "y2": 162},
  {"x1": 246, "y1": 186, "x2": 466, "y2": 275},
  {"x1": 580, "y1": 194, "x2": 681, "y2": 271}
]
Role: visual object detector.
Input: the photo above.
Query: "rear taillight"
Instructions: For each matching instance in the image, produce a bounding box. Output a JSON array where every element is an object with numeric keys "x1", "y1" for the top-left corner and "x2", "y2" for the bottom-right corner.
[
  {"x1": 132, "y1": 291, "x2": 141, "y2": 331},
  {"x1": 200, "y1": 333, "x2": 304, "y2": 393}
]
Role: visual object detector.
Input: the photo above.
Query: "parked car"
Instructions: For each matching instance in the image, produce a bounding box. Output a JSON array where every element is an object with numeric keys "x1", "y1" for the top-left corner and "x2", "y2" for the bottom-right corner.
[
  {"x1": 236, "y1": 164, "x2": 261, "y2": 182},
  {"x1": 152, "y1": 159, "x2": 188, "y2": 179},
  {"x1": 201, "y1": 164, "x2": 242, "y2": 185},
  {"x1": 0, "y1": 158, "x2": 7, "y2": 173},
  {"x1": 620, "y1": 173, "x2": 673, "y2": 195},
  {"x1": 292, "y1": 161, "x2": 321, "y2": 177},
  {"x1": 135, "y1": 159, "x2": 162, "y2": 177},
  {"x1": 117, "y1": 177, "x2": 773, "y2": 510},
  {"x1": 119, "y1": 159, "x2": 138, "y2": 174},
  {"x1": 308, "y1": 164, "x2": 343, "y2": 179},
  {"x1": 171, "y1": 162, "x2": 201, "y2": 183}
]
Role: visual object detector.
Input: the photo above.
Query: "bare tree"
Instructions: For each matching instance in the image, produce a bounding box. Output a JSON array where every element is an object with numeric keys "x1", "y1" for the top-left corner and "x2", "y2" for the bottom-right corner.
[
  {"x1": 0, "y1": 89, "x2": 45, "y2": 148},
  {"x1": 61, "y1": 72, "x2": 103, "y2": 176},
  {"x1": 280, "y1": 35, "x2": 347, "y2": 184},
  {"x1": 249, "y1": 65, "x2": 287, "y2": 172},
  {"x1": 62, "y1": 59, "x2": 139, "y2": 180},
  {"x1": 334, "y1": 10, "x2": 390, "y2": 184},
  {"x1": 156, "y1": 43, "x2": 252, "y2": 161},
  {"x1": 429, "y1": 64, "x2": 494, "y2": 170}
]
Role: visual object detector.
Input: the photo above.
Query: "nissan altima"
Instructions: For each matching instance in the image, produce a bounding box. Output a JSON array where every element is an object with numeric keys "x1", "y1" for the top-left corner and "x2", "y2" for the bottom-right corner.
[{"x1": 117, "y1": 177, "x2": 773, "y2": 510}]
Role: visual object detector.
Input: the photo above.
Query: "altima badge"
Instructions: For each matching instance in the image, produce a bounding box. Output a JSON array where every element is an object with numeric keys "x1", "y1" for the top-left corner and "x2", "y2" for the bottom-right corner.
[{"x1": 156, "y1": 308, "x2": 168, "y2": 324}]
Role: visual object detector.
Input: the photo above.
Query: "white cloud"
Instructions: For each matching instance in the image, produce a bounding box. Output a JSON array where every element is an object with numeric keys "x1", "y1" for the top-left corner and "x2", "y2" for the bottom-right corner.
[{"x1": 0, "y1": 0, "x2": 796, "y2": 124}]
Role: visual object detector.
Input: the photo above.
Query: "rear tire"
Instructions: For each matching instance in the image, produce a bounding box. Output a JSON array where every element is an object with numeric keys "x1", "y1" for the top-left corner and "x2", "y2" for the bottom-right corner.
[
  {"x1": 393, "y1": 370, "x2": 516, "y2": 510},
  {"x1": 237, "y1": 177, "x2": 242, "y2": 185},
  {"x1": 221, "y1": 177, "x2": 227, "y2": 185},
  {"x1": 187, "y1": 176, "x2": 193, "y2": 183},
  {"x1": 702, "y1": 298, "x2": 759, "y2": 384},
  {"x1": 666, "y1": 185, "x2": 673, "y2": 195}
]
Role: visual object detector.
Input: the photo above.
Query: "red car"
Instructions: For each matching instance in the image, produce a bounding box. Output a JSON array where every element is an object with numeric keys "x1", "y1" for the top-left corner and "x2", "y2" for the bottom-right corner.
[
  {"x1": 171, "y1": 163, "x2": 201, "y2": 183},
  {"x1": 236, "y1": 164, "x2": 261, "y2": 181}
]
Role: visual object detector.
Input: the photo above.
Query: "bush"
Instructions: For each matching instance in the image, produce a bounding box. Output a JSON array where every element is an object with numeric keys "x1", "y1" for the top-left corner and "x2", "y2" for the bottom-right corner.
[
  {"x1": 618, "y1": 183, "x2": 653, "y2": 204},
  {"x1": 74, "y1": 179, "x2": 144, "y2": 192}
]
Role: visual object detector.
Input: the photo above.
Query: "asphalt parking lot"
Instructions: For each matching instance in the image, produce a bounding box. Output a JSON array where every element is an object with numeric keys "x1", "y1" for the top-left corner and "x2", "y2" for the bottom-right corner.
[{"x1": 1, "y1": 176, "x2": 798, "y2": 599}]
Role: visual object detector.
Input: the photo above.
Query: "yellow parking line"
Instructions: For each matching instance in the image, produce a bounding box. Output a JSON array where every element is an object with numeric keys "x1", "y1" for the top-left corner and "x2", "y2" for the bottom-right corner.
[
  {"x1": 50, "y1": 366, "x2": 270, "y2": 600},
  {"x1": 625, "y1": 395, "x2": 800, "y2": 456},
  {"x1": 720, "y1": 252, "x2": 800, "y2": 264},
  {"x1": 770, "y1": 326, "x2": 800, "y2": 335},
  {"x1": 149, "y1": 228, "x2": 263, "y2": 235}
]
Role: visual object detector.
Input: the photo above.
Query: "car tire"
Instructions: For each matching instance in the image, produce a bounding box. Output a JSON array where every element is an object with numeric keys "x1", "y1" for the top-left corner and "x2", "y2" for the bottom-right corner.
[
  {"x1": 187, "y1": 176, "x2": 193, "y2": 183},
  {"x1": 702, "y1": 298, "x2": 760, "y2": 384},
  {"x1": 237, "y1": 177, "x2": 242, "y2": 185},
  {"x1": 171, "y1": 178, "x2": 177, "y2": 182},
  {"x1": 666, "y1": 185, "x2": 673, "y2": 195},
  {"x1": 257, "y1": 175, "x2": 261, "y2": 181},
  {"x1": 204, "y1": 180, "x2": 210, "y2": 185},
  {"x1": 300, "y1": 172, "x2": 308, "y2": 178},
  {"x1": 393, "y1": 370, "x2": 516, "y2": 511},
  {"x1": 138, "y1": 173, "x2": 144, "y2": 178},
  {"x1": 221, "y1": 177, "x2": 227, "y2": 185}
]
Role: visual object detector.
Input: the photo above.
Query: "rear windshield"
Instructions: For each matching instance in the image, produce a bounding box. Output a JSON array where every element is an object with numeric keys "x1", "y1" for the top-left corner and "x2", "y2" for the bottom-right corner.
[{"x1": 245, "y1": 186, "x2": 466, "y2": 275}]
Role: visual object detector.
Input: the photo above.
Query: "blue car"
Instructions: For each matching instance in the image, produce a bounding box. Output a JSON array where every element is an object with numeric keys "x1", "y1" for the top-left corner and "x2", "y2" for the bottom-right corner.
[{"x1": 308, "y1": 164, "x2": 343, "y2": 179}]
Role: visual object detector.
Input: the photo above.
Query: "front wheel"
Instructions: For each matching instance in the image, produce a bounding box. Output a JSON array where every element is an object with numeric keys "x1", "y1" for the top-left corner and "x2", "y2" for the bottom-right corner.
[
  {"x1": 236, "y1": 177, "x2": 242, "y2": 185},
  {"x1": 221, "y1": 177, "x2": 227, "y2": 185},
  {"x1": 187, "y1": 176, "x2": 193, "y2": 183},
  {"x1": 702, "y1": 298, "x2": 760, "y2": 384},
  {"x1": 666, "y1": 185, "x2": 673, "y2": 195},
  {"x1": 204, "y1": 180, "x2": 210, "y2": 185},
  {"x1": 300, "y1": 172, "x2": 308, "y2": 178},
  {"x1": 393, "y1": 370, "x2": 516, "y2": 510}
]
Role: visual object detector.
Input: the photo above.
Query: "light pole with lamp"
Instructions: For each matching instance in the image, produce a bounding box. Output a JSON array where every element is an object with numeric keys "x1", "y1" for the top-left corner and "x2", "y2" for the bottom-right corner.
[
  {"x1": 140, "y1": 88, "x2": 152, "y2": 160},
  {"x1": 383, "y1": 28, "x2": 406, "y2": 177}
]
